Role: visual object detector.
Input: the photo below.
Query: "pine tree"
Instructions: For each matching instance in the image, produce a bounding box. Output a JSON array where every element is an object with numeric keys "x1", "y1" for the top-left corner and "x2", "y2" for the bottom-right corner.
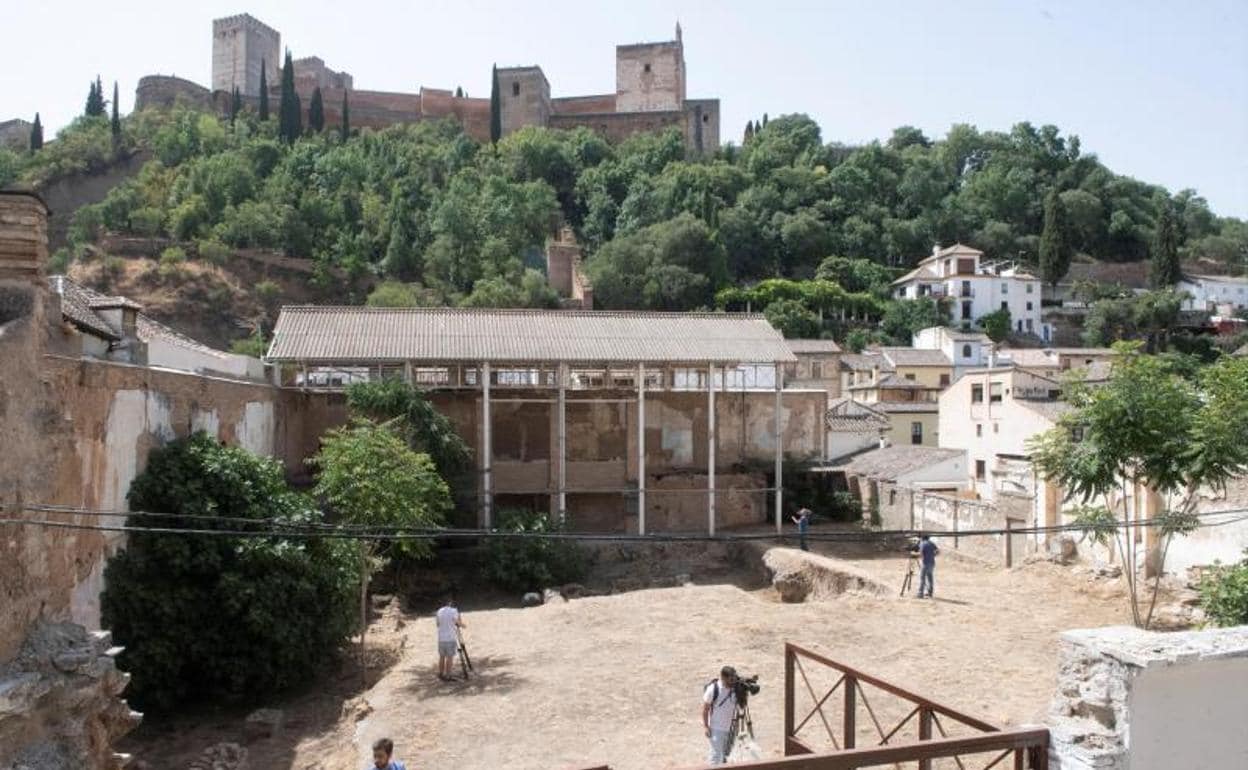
[
  {"x1": 489, "y1": 64, "x2": 501, "y2": 145},
  {"x1": 110, "y1": 81, "x2": 121, "y2": 140},
  {"x1": 29, "y1": 113, "x2": 43, "y2": 151},
  {"x1": 1150, "y1": 201, "x2": 1182, "y2": 288},
  {"x1": 339, "y1": 91, "x2": 350, "y2": 142},
  {"x1": 278, "y1": 50, "x2": 302, "y2": 144},
  {"x1": 230, "y1": 86, "x2": 242, "y2": 124},
  {"x1": 258, "y1": 61, "x2": 270, "y2": 121},
  {"x1": 309, "y1": 87, "x2": 324, "y2": 133},
  {"x1": 1039, "y1": 189, "x2": 1072, "y2": 288}
]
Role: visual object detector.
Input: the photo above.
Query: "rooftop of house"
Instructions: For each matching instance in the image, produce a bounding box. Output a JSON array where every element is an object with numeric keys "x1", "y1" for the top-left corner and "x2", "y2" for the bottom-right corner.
[
  {"x1": 825, "y1": 397, "x2": 889, "y2": 433},
  {"x1": 836, "y1": 445, "x2": 964, "y2": 481},
  {"x1": 1183, "y1": 273, "x2": 1248, "y2": 285},
  {"x1": 872, "y1": 401, "x2": 940, "y2": 413},
  {"x1": 839, "y1": 353, "x2": 889, "y2": 372},
  {"x1": 785, "y1": 338, "x2": 842, "y2": 354},
  {"x1": 267, "y1": 306, "x2": 798, "y2": 364},
  {"x1": 1003, "y1": 347, "x2": 1117, "y2": 367},
  {"x1": 880, "y1": 347, "x2": 952, "y2": 367}
]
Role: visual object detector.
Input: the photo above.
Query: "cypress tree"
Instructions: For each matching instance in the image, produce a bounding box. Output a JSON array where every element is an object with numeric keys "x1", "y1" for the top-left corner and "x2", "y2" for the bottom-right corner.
[
  {"x1": 1150, "y1": 201, "x2": 1182, "y2": 288},
  {"x1": 339, "y1": 91, "x2": 350, "y2": 142},
  {"x1": 309, "y1": 87, "x2": 324, "y2": 133},
  {"x1": 85, "y1": 78, "x2": 105, "y2": 117},
  {"x1": 230, "y1": 86, "x2": 242, "y2": 124},
  {"x1": 258, "y1": 60, "x2": 269, "y2": 121},
  {"x1": 29, "y1": 113, "x2": 43, "y2": 151},
  {"x1": 1039, "y1": 189, "x2": 1072, "y2": 288},
  {"x1": 489, "y1": 64, "x2": 501, "y2": 145},
  {"x1": 455, "y1": 86, "x2": 463, "y2": 98},
  {"x1": 744, "y1": 121, "x2": 754, "y2": 143},
  {"x1": 278, "y1": 50, "x2": 301, "y2": 144},
  {"x1": 110, "y1": 81, "x2": 121, "y2": 140},
  {"x1": 762, "y1": 113, "x2": 769, "y2": 128}
]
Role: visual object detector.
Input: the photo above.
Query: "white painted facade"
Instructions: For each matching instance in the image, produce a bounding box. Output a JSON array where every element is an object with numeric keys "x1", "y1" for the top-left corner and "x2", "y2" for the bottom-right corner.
[
  {"x1": 912, "y1": 326, "x2": 995, "y2": 380},
  {"x1": 893, "y1": 244, "x2": 1051, "y2": 340},
  {"x1": 1177, "y1": 273, "x2": 1248, "y2": 312}
]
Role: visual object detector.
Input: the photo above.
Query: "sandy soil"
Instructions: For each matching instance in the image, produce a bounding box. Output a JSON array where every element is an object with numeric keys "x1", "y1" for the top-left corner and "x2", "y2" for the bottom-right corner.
[{"x1": 120, "y1": 545, "x2": 1131, "y2": 770}]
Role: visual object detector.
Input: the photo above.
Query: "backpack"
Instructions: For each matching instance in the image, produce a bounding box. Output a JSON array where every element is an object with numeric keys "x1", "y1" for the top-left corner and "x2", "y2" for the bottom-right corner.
[{"x1": 706, "y1": 679, "x2": 734, "y2": 708}]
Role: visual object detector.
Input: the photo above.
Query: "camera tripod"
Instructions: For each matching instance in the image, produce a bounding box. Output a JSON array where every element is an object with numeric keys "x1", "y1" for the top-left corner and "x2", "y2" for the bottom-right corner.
[
  {"x1": 726, "y1": 702, "x2": 755, "y2": 758},
  {"x1": 456, "y1": 628, "x2": 475, "y2": 680},
  {"x1": 900, "y1": 554, "x2": 916, "y2": 597}
]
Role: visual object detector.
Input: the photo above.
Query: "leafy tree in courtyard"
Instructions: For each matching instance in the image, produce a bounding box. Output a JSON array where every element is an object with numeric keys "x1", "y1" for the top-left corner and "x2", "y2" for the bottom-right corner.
[
  {"x1": 1082, "y1": 289, "x2": 1183, "y2": 351},
  {"x1": 278, "y1": 51, "x2": 302, "y2": 144},
  {"x1": 880, "y1": 297, "x2": 947, "y2": 345},
  {"x1": 764, "y1": 298, "x2": 821, "y2": 338},
  {"x1": 312, "y1": 420, "x2": 452, "y2": 653},
  {"x1": 100, "y1": 433, "x2": 360, "y2": 709},
  {"x1": 339, "y1": 91, "x2": 350, "y2": 140},
  {"x1": 110, "y1": 82, "x2": 121, "y2": 142},
  {"x1": 1150, "y1": 200, "x2": 1182, "y2": 288},
  {"x1": 258, "y1": 60, "x2": 269, "y2": 121},
  {"x1": 1028, "y1": 346, "x2": 1248, "y2": 628},
  {"x1": 29, "y1": 113, "x2": 42, "y2": 151},
  {"x1": 1039, "y1": 188, "x2": 1072, "y2": 288},
  {"x1": 489, "y1": 64, "x2": 501, "y2": 145},
  {"x1": 344, "y1": 379, "x2": 472, "y2": 482},
  {"x1": 977, "y1": 306, "x2": 1011, "y2": 342},
  {"x1": 483, "y1": 508, "x2": 587, "y2": 591}
]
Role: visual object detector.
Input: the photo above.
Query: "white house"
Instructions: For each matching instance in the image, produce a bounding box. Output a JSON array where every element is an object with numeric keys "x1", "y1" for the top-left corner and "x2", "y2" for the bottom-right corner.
[
  {"x1": 1176, "y1": 274, "x2": 1248, "y2": 313},
  {"x1": 893, "y1": 244, "x2": 1051, "y2": 341},
  {"x1": 912, "y1": 326, "x2": 995, "y2": 380}
]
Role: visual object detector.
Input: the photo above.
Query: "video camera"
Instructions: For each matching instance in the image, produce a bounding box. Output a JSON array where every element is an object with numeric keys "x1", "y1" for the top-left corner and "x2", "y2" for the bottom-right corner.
[
  {"x1": 732, "y1": 673, "x2": 761, "y2": 705},
  {"x1": 904, "y1": 537, "x2": 920, "y2": 556}
]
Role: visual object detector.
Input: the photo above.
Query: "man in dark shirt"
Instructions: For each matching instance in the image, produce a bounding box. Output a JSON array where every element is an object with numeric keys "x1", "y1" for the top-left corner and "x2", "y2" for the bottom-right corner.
[{"x1": 917, "y1": 534, "x2": 938, "y2": 599}]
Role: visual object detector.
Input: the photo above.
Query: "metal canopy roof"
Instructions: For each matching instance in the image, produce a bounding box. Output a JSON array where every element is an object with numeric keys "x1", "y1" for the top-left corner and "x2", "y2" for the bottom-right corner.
[{"x1": 266, "y1": 306, "x2": 797, "y2": 364}]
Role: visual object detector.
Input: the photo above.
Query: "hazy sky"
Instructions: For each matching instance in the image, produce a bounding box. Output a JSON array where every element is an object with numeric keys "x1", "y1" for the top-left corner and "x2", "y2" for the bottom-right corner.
[{"x1": 5, "y1": 1, "x2": 1247, "y2": 217}]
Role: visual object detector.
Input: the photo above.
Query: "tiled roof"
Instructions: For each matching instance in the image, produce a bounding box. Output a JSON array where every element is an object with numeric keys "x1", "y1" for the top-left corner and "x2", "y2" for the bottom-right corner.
[
  {"x1": 881, "y1": 347, "x2": 952, "y2": 367},
  {"x1": 50, "y1": 276, "x2": 120, "y2": 341},
  {"x1": 786, "y1": 338, "x2": 842, "y2": 354},
  {"x1": 136, "y1": 315, "x2": 234, "y2": 360},
  {"x1": 838, "y1": 446, "x2": 963, "y2": 481},
  {"x1": 266, "y1": 307, "x2": 797, "y2": 364},
  {"x1": 892, "y1": 264, "x2": 938, "y2": 285},
  {"x1": 873, "y1": 401, "x2": 940, "y2": 413},
  {"x1": 826, "y1": 397, "x2": 889, "y2": 433},
  {"x1": 840, "y1": 353, "x2": 889, "y2": 372}
]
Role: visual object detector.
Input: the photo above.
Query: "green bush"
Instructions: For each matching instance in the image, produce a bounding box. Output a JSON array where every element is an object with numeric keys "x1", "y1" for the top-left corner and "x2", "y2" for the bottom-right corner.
[
  {"x1": 1199, "y1": 551, "x2": 1248, "y2": 627},
  {"x1": 196, "y1": 238, "x2": 231, "y2": 265},
  {"x1": 101, "y1": 433, "x2": 361, "y2": 710},
  {"x1": 49, "y1": 247, "x2": 73, "y2": 274},
  {"x1": 483, "y1": 509, "x2": 588, "y2": 592},
  {"x1": 130, "y1": 207, "x2": 166, "y2": 237},
  {"x1": 229, "y1": 332, "x2": 268, "y2": 357}
]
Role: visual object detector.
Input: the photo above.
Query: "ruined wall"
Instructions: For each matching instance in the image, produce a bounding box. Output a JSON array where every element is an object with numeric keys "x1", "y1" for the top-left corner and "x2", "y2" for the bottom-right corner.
[
  {"x1": 548, "y1": 109, "x2": 687, "y2": 145},
  {"x1": 134, "y1": 76, "x2": 213, "y2": 112},
  {"x1": 910, "y1": 492, "x2": 1024, "y2": 565},
  {"x1": 1048, "y1": 625, "x2": 1248, "y2": 770},
  {"x1": 1, "y1": 351, "x2": 291, "y2": 661}
]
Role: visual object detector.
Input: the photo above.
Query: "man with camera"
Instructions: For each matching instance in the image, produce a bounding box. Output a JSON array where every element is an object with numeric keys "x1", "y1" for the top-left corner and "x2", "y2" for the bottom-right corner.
[{"x1": 702, "y1": 665, "x2": 739, "y2": 764}]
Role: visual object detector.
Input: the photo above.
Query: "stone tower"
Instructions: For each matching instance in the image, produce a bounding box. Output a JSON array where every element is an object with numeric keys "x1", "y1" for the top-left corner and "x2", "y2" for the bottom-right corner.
[
  {"x1": 211, "y1": 14, "x2": 280, "y2": 96},
  {"x1": 496, "y1": 66, "x2": 552, "y2": 136},
  {"x1": 615, "y1": 25, "x2": 686, "y2": 112}
]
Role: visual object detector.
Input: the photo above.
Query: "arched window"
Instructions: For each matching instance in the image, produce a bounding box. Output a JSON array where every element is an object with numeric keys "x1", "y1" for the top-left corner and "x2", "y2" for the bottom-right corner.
[{"x1": 962, "y1": 344, "x2": 972, "y2": 359}]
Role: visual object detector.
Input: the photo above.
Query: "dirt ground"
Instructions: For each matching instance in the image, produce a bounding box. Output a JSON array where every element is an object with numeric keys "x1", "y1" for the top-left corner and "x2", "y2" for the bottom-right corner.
[{"x1": 119, "y1": 541, "x2": 1132, "y2": 770}]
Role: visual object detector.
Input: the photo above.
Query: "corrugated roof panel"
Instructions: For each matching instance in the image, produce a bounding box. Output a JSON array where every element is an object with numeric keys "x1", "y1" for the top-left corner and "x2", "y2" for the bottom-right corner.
[{"x1": 267, "y1": 307, "x2": 796, "y2": 364}]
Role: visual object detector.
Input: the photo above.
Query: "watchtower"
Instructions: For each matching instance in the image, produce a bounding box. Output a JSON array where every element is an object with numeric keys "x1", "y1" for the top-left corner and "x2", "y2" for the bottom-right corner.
[
  {"x1": 212, "y1": 14, "x2": 280, "y2": 96},
  {"x1": 615, "y1": 23, "x2": 686, "y2": 113},
  {"x1": 496, "y1": 66, "x2": 551, "y2": 136}
]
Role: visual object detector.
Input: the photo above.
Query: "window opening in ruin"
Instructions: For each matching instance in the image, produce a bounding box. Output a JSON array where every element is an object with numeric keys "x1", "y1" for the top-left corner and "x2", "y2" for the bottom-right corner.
[
  {"x1": 703, "y1": 114, "x2": 709, "y2": 122},
  {"x1": 644, "y1": 63, "x2": 651, "y2": 73},
  {"x1": 512, "y1": 82, "x2": 520, "y2": 96}
]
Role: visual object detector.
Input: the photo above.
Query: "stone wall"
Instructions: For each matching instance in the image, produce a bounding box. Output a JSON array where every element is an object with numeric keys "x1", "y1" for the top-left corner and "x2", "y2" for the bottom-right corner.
[
  {"x1": 211, "y1": 14, "x2": 280, "y2": 96},
  {"x1": 134, "y1": 76, "x2": 213, "y2": 112},
  {"x1": 1048, "y1": 625, "x2": 1248, "y2": 769},
  {"x1": 615, "y1": 41, "x2": 685, "y2": 112},
  {"x1": 497, "y1": 67, "x2": 552, "y2": 137}
]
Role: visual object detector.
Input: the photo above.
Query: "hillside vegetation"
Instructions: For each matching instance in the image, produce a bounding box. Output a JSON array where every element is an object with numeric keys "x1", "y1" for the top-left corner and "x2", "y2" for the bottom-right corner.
[{"x1": 3, "y1": 108, "x2": 1245, "y2": 342}]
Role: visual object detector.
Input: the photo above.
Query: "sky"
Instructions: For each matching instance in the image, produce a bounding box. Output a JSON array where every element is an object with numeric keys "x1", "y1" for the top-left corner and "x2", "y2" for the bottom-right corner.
[{"x1": 4, "y1": 0, "x2": 1247, "y2": 217}]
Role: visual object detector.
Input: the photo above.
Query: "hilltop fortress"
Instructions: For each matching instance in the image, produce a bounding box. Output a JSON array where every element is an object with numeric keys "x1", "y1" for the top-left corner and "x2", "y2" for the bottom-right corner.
[{"x1": 136, "y1": 13, "x2": 720, "y2": 152}]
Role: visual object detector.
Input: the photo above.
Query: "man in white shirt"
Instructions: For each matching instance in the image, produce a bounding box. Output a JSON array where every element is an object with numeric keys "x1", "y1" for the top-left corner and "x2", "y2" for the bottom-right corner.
[
  {"x1": 701, "y1": 665, "x2": 739, "y2": 764},
  {"x1": 435, "y1": 595, "x2": 464, "y2": 681}
]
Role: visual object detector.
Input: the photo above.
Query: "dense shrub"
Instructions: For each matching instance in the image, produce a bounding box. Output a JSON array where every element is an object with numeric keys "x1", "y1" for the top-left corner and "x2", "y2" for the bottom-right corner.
[
  {"x1": 101, "y1": 432, "x2": 361, "y2": 710},
  {"x1": 482, "y1": 508, "x2": 588, "y2": 592},
  {"x1": 1199, "y1": 551, "x2": 1248, "y2": 627}
]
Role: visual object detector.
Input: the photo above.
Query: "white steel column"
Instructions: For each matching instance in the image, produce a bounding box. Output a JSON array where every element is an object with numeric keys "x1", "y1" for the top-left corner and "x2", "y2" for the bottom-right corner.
[
  {"x1": 637, "y1": 362, "x2": 646, "y2": 536},
  {"x1": 482, "y1": 361, "x2": 492, "y2": 528},
  {"x1": 708, "y1": 363, "x2": 717, "y2": 535},
  {"x1": 774, "y1": 364, "x2": 784, "y2": 536},
  {"x1": 557, "y1": 362, "x2": 567, "y2": 525}
]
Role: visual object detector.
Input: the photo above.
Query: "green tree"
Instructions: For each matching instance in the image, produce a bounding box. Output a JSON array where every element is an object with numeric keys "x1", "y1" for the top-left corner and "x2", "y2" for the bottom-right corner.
[
  {"x1": 1150, "y1": 200, "x2": 1182, "y2": 288},
  {"x1": 100, "y1": 433, "x2": 360, "y2": 709},
  {"x1": 229, "y1": 86, "x2": 242, "y2": 124},
  {"x1": 345, "y1": 379, "x2": 472, "y2": 481},
  {"x1": 1029, "y1": 347, "x2": 1248, "y2": 628},
  {"x1": 1199, "y1": 550, "x2": 1248, "y2": 627},
  {"x1": 258, "y1": 60, "x2": 270, "y2": 121},
  {"x1": 977, "y1": 307, "x2": 1012, "y2": 342},
  {"x1": 311, "y1": 420, "x2": 452, "y2": 653},
  {"x1": 764, "y1": 298, "x2": 821, "y2": 338},
  {"x1": 308, "y1": 87, "x2": 325, "y2": 133},
  {"x1": 85, "y1": 76, "x2": 106, "y2": 117},
  {"x1": 366, "y1": 281, "x2": 423, "y2": 307},
  {"x1": 229, "y1": 331, "x2": 268, "y2": 357},
  {"x1": 880, "y1": 298, "x2": 947, "y2": 345},
  {"x1": 483, "y1": 509, "x2": 587, "y2": 591},
  {"x1": 110, "y1": 81, "x2": 121, "y2": 142},
  {"x1": 29, "y1": 113, "x2": 42, "y2": 151},
  {"x1": 278, "y1": 51, "x2": 302, "y2": 144},
  {"x1": 1039, "y1": 188, "x2": 1072, "y2": 288},
  {"x1": 339, "y1": 91, "x2": 350, "y2": 141},
  {"x1": 489, "y1": 64, "x2": 501, "y2": 145}
]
